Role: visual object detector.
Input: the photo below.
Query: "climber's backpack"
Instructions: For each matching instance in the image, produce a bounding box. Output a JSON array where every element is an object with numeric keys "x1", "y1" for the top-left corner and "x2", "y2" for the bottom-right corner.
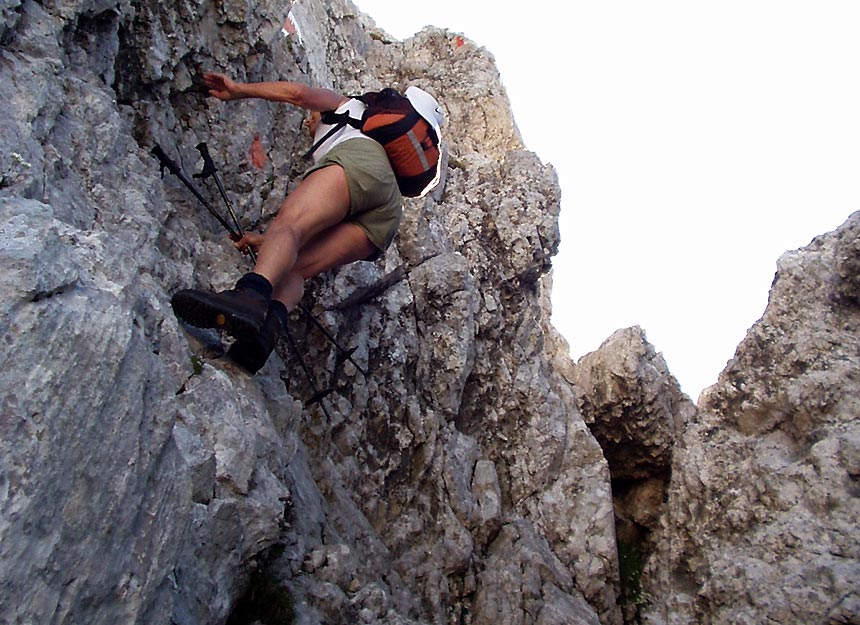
[{"x1": 304, "y1": 88, "x2": 442, "y2": 198}]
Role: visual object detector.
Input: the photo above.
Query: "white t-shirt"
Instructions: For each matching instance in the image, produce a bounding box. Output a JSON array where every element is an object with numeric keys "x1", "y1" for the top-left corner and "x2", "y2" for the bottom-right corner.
[{"x1": 310, "y1": 98, "x2": 374, "y2": 161}]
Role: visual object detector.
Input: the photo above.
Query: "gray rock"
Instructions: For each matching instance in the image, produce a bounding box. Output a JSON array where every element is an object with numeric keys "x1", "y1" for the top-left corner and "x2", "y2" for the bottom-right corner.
[
  {"x1": 642, "y1": 212, "x2": 860, "y2": 625},
  {"x1": 0, "y1": 1, "x2": 614, "y2": 624},
  {"x1": 5, "y1": 1, "x2": 856, "y2": 625},
  {"x1": 573, "y1": 326, "x2": 694, "y2": 476},
  {"x1": 472, "y1": 521, "x2": 602, "y2": 625}
]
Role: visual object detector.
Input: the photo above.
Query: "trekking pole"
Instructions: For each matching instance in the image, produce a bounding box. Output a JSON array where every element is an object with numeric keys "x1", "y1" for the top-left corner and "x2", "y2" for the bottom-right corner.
[
  {"x1": 151, "y1": 145, "x2": 240, "y2": 240},
  {"x1": 155, "y1": 144, "x2": 366, "y2": 379},
  {"x1": 297, "y1": 304, "x2": 368, "y2": 377},
  {"x1": 283, "y1": 321, "x2": 334, "y2": 421},
  {"x1": 194, "y1": 142, "x2": 257, "y2": 265}
]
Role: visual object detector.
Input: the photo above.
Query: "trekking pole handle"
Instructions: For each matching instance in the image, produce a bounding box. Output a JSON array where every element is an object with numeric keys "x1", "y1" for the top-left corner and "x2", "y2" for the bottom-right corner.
[
  {"x1": 194, "y1": 142, "x2": 218, "y2": 180},
  {"x1": 196, "y1": 142, "x2": 241, "y2": 235},
  {"x1": 150, "y1": 144, "x2": 240, "y2": 240},
  {"x1": 151, "y1": 144, "x2": 182, "y2": 178},
  {"x1": 194, "y1": 142, "x2": 257, "y2": 265}
]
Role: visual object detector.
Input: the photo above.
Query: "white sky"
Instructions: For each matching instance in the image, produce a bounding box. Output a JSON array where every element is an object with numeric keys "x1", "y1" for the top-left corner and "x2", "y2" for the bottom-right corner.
[{"x1": 349, "y1": 0, "x2": 860, "y2": 400}]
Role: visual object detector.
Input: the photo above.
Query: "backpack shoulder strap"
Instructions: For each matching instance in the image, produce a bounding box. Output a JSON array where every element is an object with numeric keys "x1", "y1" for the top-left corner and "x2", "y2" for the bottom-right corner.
[{"x1": 302, "y1": 99, "x2": 366, "y2": 162}]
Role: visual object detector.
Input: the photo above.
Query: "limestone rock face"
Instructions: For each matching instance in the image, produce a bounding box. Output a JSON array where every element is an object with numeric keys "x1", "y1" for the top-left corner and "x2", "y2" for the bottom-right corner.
[
  {"x1": 569, "y1": 326, "x2": 695, "y2": 622},
  {"x1": 4, "y1": 1, "x2": 857, "y2": 624},
  {"x1": 572, "y1": 326, "x2": 693, "y2": 483},
  {"x1": 0, "y1": 1, "x2": 617, "y2": 624},
  {"x1": 641, "y1": 213, "x2": 860, "y2": 625}
]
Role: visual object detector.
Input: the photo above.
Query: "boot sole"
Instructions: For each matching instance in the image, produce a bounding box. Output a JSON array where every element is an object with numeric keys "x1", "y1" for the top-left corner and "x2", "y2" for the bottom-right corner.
[{"x1": 171, "y1": 290, "x2": 264, "y2": 342}]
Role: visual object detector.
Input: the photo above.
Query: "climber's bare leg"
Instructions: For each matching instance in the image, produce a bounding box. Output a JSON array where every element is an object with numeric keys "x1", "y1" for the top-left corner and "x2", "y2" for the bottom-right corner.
[
  {"x1": 273, "y1": 221, "x2": 377, "y2": 309},
  {"x1": 252, "y1": 165, "x2": 352, "y2": 287}
]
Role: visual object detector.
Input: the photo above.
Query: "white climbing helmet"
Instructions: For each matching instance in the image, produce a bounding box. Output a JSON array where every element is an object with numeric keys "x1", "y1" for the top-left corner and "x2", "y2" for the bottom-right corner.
[{"x1": 405, "y1": 86, "x2": 445, "y2": 143}]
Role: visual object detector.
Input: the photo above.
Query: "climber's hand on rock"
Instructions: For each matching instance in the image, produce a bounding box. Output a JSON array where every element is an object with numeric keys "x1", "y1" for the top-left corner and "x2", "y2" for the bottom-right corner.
[{"x1": 204, "y1": 72, "x2": 241, "y2": 101}]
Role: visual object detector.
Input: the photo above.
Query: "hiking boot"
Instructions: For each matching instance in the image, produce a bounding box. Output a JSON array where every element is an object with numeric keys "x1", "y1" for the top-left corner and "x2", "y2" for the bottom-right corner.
[
  {"x1": 171, "y1": 286, "x2": 269, "y2": 342},
  {"x1": 227, "y1": 305, "x2": 285, "y2": 374}
]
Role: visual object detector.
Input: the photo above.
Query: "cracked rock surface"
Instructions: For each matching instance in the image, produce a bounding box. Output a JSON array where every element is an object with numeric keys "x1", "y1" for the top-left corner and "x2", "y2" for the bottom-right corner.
[
  {"x1": 2, "y1": 1, "x2": 858, "y2": 625},
  {"x1": 0, "y1": 1, "x2": 616, "y2": 624},
  {"x1": 641, "y1": 214, "x2": 860, "y2": 625}
]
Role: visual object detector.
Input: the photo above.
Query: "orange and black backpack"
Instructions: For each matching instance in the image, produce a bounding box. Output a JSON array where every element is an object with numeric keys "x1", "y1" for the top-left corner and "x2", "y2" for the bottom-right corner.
[{"x1": 304, "y1": 87, "x2": 444, "y2": 198}]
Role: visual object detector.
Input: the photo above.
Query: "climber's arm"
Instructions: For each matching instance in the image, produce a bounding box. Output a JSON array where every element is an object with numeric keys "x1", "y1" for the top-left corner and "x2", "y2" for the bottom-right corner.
[{"x1": 204, "y1": 72, "x2": 347, "y2": 111}]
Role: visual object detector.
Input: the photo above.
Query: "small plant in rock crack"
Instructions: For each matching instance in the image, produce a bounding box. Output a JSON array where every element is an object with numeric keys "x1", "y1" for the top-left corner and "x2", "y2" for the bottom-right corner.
[
  {"x1": 0, "y1": 153, "x2": 32, "y2": 188},
  {"x1": 190, "y1": 355, "x2": 205, "y2": 376},
  {"x1": 618, "y1": 537, "x2": 647, "y2": 609}
]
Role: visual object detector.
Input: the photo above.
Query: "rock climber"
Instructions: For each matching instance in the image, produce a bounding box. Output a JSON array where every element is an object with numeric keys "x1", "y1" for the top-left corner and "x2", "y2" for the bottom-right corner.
[{"x1": 170, "y1": 72, "x2": 444, "y2": 374}]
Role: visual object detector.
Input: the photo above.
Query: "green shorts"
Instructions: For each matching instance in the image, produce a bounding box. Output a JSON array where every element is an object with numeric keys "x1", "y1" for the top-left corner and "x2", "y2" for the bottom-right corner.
[{"x1": 304, "y1": 138, "x2": 403, "y2": 257}]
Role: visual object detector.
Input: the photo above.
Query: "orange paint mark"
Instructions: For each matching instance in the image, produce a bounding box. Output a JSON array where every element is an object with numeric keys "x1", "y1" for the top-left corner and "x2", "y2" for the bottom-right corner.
[
  {"x1": 282, "y1": 14, "x2": 296, "y2": 36},
  {"x1": 281, "y1": 9, "x2": 303, "y2": 43},
  {"x1": 249, "y1": 134, "x2": 266, "y2": 169},
  {"x1": 454, "y1": 35, "x2": 465, "y2": 48}
]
